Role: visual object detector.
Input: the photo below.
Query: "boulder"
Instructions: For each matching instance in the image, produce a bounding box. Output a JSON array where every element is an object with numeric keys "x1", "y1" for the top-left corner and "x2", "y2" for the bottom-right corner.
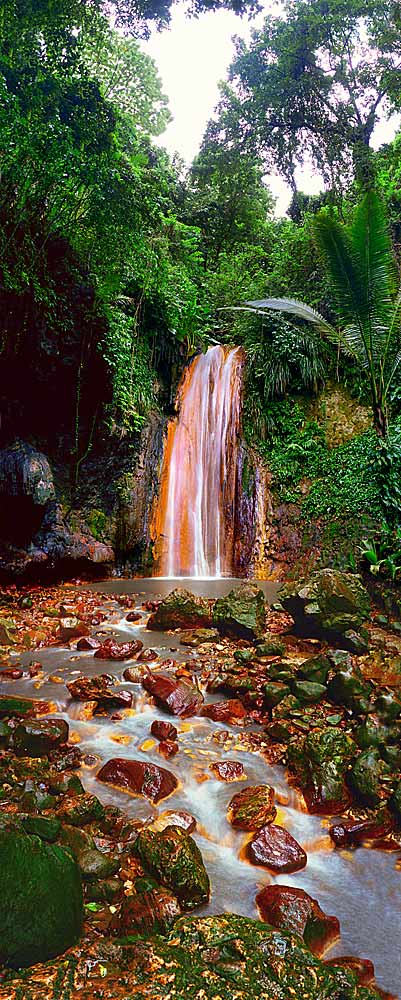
[
  {"x1": 134, "y1": 825, "x2": 210, "y2": 911},
  {"x1": 213, "y1": 583, "x2": 266, "y2": 639},
  {"x1": 326, "y1": 668, "x2": 371, "y2": 715},
  {"x1": 349, "y1": 750, "x2": 390, "y2": 807},
  {"x1": 0, "y1": 695, "x2": 46, "y2": 718},
  {"x1": 278, "y1": 570, "x2": 370, "y2": 641},
  {"x1": 256, "y1": 884, "x2": 339, "y2": 956},
  {"x1": 12, "y1": 718, "x2": 69, "y2": 757},
  {"x1": 287, "y1": 730, "x2": 356, "y2": 814},
  {"x1": 142, "y1": 672, "x2": 203, "y2": 717},
  {"x1": 147, "y1": 589, "x2": 213, "y2": 630},
  {"x1": 248, "y1": 822, "x2": 307, "y2": 873},
  {"x1": 209, "y1": 760, "x2": 245, "y2": 781},
  {"x1": 228, "y1": 784, "x2": 276, "y2": 830},
  {"x1": 57, "y1": 792, "x2": 105, "y2": 827},
  {"x1": 329, "y1": 816, "x2": 392, "y2": 848},
  {"x1": 97, "y1": 757, "x2": 178, "y2": 803},
  {"x1": 0, "y1": 829, "x2": 83, "y2": 968}
]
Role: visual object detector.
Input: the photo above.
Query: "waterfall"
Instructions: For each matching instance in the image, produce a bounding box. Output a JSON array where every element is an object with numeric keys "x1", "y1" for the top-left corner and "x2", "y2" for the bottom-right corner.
[{"x1": 152, "y1": 345, "x2": 244, "y2": 577}]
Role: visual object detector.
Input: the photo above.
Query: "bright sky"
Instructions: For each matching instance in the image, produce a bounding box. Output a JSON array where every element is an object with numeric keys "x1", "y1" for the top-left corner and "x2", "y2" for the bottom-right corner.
[{"x1": 142, "y1": 2, "x2": 398, "y2": 217}]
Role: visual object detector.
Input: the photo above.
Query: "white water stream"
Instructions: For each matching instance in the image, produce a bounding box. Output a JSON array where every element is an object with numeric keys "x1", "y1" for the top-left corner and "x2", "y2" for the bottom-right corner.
[{"x1": 6, "y1": 581, "x2": 401, "y2": 997}]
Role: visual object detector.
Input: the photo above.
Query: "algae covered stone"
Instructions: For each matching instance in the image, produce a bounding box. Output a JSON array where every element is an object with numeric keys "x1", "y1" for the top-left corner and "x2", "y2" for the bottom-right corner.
[
  {"x1": 134, "y1": 824, "x2": 210, "y2": 910},
  {"x1": 279, "y1": 569, "x2": 370, "y2": 640},
  {"x1": 147, "y1": 588, "x2": 213, "y2": 630},
  {"x1": 288, "y1": 729, "x2": 356, "y2": 814},
  {"x1": 0, "y1": 829, "x2": 83, "y2": 968},
  {"x1": 213, "y1": 583, "x2": 266, "y2": 639}
]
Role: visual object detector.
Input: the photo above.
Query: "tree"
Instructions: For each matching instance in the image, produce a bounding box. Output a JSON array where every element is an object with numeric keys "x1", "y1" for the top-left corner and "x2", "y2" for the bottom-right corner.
[
  {"x1": 206, "y1": 0, "x2": 401, "y2": 191},
  {"x1": 237, "y1": 191, "x2": 401, "y2": 438}
]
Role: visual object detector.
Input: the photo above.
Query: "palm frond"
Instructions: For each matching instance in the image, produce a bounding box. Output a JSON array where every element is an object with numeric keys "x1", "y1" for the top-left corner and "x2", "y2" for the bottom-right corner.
[
  {"x1": 351, "y1": 191, "x2": 396, "y2": 365},
  {"x1": 312, "y1": 213, "x2": 366, "y2": 336},
  {"x1": 243, "y1": 296, "x2": 357, "y2": 358}
]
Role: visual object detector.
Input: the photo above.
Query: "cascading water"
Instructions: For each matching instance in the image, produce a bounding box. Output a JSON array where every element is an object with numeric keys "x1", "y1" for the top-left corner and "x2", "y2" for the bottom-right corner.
[{"x1": 152, "y1": 345, "x2": 244, "y2": 577}]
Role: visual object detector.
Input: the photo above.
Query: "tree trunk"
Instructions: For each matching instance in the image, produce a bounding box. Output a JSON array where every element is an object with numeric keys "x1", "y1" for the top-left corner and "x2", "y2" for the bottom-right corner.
[{"x1": 373, "y1": 402, "x2": 388, "y2": 439}]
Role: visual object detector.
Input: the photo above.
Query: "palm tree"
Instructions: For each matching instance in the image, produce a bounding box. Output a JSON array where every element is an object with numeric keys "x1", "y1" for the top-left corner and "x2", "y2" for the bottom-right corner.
[{"x1": 236, "y1": 191, "x2": 401, "y2": 438}]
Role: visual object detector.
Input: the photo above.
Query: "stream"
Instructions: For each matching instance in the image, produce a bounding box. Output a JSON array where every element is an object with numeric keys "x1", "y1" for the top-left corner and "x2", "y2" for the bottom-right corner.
[{"x1": 4, "y1": 577, "x2": 401, "y2": 997}]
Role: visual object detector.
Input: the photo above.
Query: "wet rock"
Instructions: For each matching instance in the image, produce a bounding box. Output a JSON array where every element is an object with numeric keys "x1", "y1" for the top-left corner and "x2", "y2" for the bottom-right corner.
[
  {"x1": 137, "y1": 648, "x2": 158, "y2": 662},
  {"x1": 85, "y1": 878, "x2": 123, "y2": 903},
  {"x1": 0, "y1": 829, "x2": 83, "y2": 968},
  {"x1": 279, "y1": 570, "x2": 370, "y2": 641},
  {"x1": 126, "y1": 611, "x2": 142, "y2": 622},
  {"x1": 256, "y1": 884, "x2": 339, "y2": 956},
  {"x1": 329, "y1": 816, "x2": 392, "y2": 847},
  {"x1": 94, "y1": 637, "x2": 143, "y2": 660},
  {"x1": 57, "y1": 617, "x2": 90, "y2": 642},
  {"x1": 287, "y1": 730, "x2": 355, "y2": 814},
  {"x1": 228, "y1": 784, "x2": 276, "y2": 830},
  {"x1": 299, "y1": 654, "x2": 331, "y2": 685},
  {"x1": 151, "y1": 720, "x2": 178, "y2": 742},
  {"x1": 0, "y1": 667, "x2": 23, "y2": 679},
  {"x1": 135, "y1": 825, "x2": 210, "y2": 910},
  {"x1": 248, "y1": 822, "x2": 307, "y2": 873},
  {"x1": 327, "y1": 668, "x2": 371, "y2": 715},
  {"x1": 234, "y1": 647, "x2": 256, "y2": 664},
  {"x1": 97, "y1": 757, "x2": 178, "y2": 803},
  {"x1": 255, "y1": 635, "x2": 285, "y2": 657},
  {"x1": 343, "y1": 629, "x2": 369, "y2": 654},
  {"x1": 374, "y1": 691, "x2": 401, "y2": 723},
  {"x1": 76, "y1": 636, "x2": 101, "y2": 651},
  {"x1": 210, "y1": 760, "x2": 245, "y2": 781},
  {"x1": 147, "y1": 589, "x2": 213, "y2": 630},
  {"x1": 291, "y1": 680, "x2": 327, "y2": 704},
  {"x1": 349, "y1": 750, "x2": 390, "y2": 807},
  {"x1": 213, "y1": 583, "x2": 266, "y2": 639},
  {"x1": 111, "y1": 885, "x2": 181, "y2": 935},
  {"x1": 0, "y1": 618, "x2": 16, "y2": 645},
  {"x1": 263, "y1": 681, "x2": 291, "y2": 709},
  {"x1": 12, "y1": 718, "x2": 69, "y2": 757},
  {"x1": 150, "y1": 811, "x2": 197, "y2": 834},
  {"x1": 180, "y1": 628, "x2": 220, "y2": 646},
  {"x1": 159, "y1": 739, "x2": 179, "y2": 758},
  {"x1": 324, "y1": 956, "x2": 375, "y2": 987},
  {"x1": 0, "y1": 695, "x2": 49, "y2": 718},
  {"x1": 142, "y1": 672, "x2": 203, "y2": 717},
  {"x1": 21, "y1": 815, "x2": 61, "y2": 842},
  {"x1": 78, "y1": 848, "x2": 120, "y2": 882},
  {"x1": 57, "y1": 792, "x2": 105, "y2": 826},
  {"x1": 201, "y1": 699, "x2": 246, "y2": 723},
  {"x1": 67, "y1": 675, "x2": 132, "y2": 711}
]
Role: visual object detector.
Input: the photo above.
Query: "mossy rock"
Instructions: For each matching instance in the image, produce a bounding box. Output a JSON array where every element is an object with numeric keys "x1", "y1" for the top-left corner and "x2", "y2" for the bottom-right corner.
[
  {"x1": 256, "y1": 634, "x2": 285, "y2": 657},
  {"x1": 110, "y1": 913, "x2": 382, "y2": 999},
  {"x1": 134, "y1": 825, "x2": 210, "y2": 911},
  {"x1": 291, "y1": 680, "x2": 327, "y2": 704},
  {"x1": 299, "y1": 654, "x2": 331, "y2": 685},
  {"x1": 0, "y1": 829, "x2": 83, "y2": 968},
  {"x1": 0, "y1": 696, "x2": 38, "y2": 718},
  {"x1": 147, "y1": 589, "x2": 213, "y2": 630},
  {"x1": 327, "y1": 668, "x2": 371, "y2": 715},
  {"x1": 279, "y1": 570, "x2": 370, "y2": 640},
  {"x1": 213, "y1": 583, "x2": 266, "y2": 639},
  {"x1": 349, "y1": 750, "x2": 390, "y2": 807},
  {"x1": 12, "y1": 718, "x2": 69, "y2": 757},
  {"x1": 288, "y1": 729, "x2": 356, "y2": 814}
]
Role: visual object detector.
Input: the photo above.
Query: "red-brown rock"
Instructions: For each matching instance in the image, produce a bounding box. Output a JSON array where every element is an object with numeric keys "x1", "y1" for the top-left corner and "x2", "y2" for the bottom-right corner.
[
  {"x1": 324, "y1": 957, "x2": 376, "y2": 987},
  {"x1": 256, "y1": 884, "x2": 339, "y2": 956},
  {"x1": 56, "y1": 617, "x2": 90, "y2": 641},
  {"x1": 0, "y1": 668, "x2": 23, "y2": 679},
  {"x1": 228, "y1": 784, "x2": 276, "y2": 830},
  {"x1": 209, "y1": 760, "x2": 245, "y2": 781},
  {"x1": 110, "y1": 886, "x2": 181, "y2": 935},
  {"x1": 94, "y1": 638, "x2": 143, "y2": 660},
  {"x1": 248, "y1": 823, "x2": 307, "y2": 873},
  {"x1": 76, "y1": 636, "x2": 101, "y2": 651},
  {"x1": 201, "y1": 700, "x2": 246, "y2": 723},
  {"x1": 142, "y1": 673, "x2": 203, "y2": 717},
  {"x1": 158, "y1": 740, "x2": 179, "y2": 758},
  {"x1": 151, "y1": 720, "x2": 178, "y2": 742},
  {"x1": 136, "y1": 648, "x2": 158, "y2": 662},
  {"x1": 329, "y1": 816, "x2": 392, "y2": 848},
  {"x1": 126, "y1": 612, "x2": 142, "y2": 623},
  {"x1": 97, "y1": 757, "x2": 178, "y2": 802},
  {"x1": 67, "y1": 675, "x2": 132, "y2": 711}
]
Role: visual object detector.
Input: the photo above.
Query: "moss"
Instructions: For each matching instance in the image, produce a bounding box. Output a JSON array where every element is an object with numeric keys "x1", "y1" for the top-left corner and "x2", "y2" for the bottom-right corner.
[
  {"x1": 86, "y1": 509, "x2": 108, "y2": 542},
  {"x1": 134, "y1": 825, "x2": 210, "y2": 911}
]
